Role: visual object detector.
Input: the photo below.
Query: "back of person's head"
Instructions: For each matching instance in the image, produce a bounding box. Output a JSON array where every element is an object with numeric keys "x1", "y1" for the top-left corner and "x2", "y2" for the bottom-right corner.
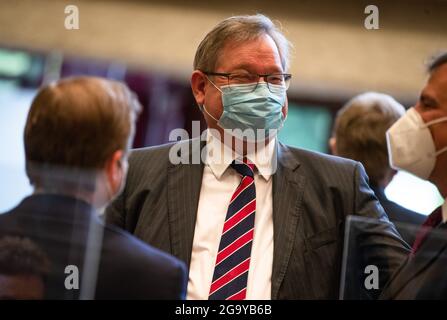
[
  {"x1": 331, "y1": 92, "x2": 405, "y2": 186},
  {"x1": 0, "y1": 236, "x2": 50, "y2": 299},
  {"x1": 24, "y1": 76, "x2": 141, "y2": 204}
]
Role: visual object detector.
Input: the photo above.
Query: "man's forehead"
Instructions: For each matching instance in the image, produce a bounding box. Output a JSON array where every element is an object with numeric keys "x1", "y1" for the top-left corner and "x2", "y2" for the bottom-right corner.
[
  {"x1": 429, "y1": 64, "x2": 447, "y2": 87},
  {"x1": 425, "y1": 64, "x2": 447, "y2": 102},
  {"x1": 215, "y1": 35, "x2": 282, "y2": 71}
]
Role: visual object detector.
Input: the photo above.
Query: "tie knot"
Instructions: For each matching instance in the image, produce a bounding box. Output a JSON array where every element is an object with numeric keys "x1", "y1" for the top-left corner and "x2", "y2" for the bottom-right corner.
[{"x1": 231, "y1": 159, "x2": 255, "y2": 178}]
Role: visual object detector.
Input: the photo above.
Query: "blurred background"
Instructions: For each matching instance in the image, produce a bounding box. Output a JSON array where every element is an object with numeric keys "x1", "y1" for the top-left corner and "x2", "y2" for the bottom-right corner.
[{"x1": 0, "y1": 0, "x2": 445, "y2": 213}]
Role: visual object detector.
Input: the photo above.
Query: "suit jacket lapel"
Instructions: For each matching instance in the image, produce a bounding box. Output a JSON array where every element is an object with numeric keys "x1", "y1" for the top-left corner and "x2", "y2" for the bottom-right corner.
[
  {"x1": 167, "y1": 138, "x2": 204, "y2": 268},
  {"x1": 384, "y1": 223, "x2": 447, "y2": 298},
  {"x1": 271, "y1": 142, "x2": 305, "y2": 299}
]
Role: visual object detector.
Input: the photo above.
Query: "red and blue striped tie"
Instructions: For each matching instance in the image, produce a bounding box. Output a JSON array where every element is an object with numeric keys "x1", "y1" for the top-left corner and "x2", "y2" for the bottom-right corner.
[{"x1": 209, "y1": 159, "x2": 256, "y2": 300}]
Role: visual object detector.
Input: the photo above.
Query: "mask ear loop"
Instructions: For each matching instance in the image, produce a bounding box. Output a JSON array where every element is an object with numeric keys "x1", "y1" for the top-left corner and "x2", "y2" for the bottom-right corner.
[
  {"x1": 199, "y1": 75, "x2": 223, "y2": 123},
  {"x1": 435, "y1": 146, "x2": 447, "y2": 157},
  {"x1": 200, "y1": 104, "x2": 220, "y2": 123},
  {"x1": 424, "y1": 116, "x2": 447, "y2": 156},
  {"x1": 204, "y1": 74, "x2": 223, "y2": 93},
  {"x1": 424, "y1": 116, "x2": 447, "y2": 128}
]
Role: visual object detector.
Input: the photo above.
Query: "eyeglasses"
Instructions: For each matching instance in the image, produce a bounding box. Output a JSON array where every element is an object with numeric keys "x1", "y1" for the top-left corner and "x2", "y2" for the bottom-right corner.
[{"x1": 202, "y1": 71, "x2": 292, "y2": 93}]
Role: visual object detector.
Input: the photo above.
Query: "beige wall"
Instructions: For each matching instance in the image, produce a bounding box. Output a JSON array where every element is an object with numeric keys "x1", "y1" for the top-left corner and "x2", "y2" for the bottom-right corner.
[{"x1": 1, "y1": 0, "x2": 446, "y2": 103}]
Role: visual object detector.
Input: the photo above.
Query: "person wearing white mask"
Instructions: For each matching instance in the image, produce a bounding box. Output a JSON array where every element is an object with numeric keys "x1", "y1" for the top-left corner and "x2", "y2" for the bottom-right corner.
[
  {"x1": 0, "y1": 76, "x2": 187, "y2": 299},
  {"x1": 381, "y1": 51, "x2": 447, "y2": 299}
]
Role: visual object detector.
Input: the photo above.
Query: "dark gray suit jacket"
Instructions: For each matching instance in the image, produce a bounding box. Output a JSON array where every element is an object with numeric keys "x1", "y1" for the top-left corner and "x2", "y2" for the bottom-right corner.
[
  {"x1": 371, "y1": 185, "x2": 426, "y2": 246},
  {"x1": 105, "y1": 139, "x2": 409, "y2": 299},
  {"x1": 380, "y1": 213, "x2": 447, "y2": 300}
]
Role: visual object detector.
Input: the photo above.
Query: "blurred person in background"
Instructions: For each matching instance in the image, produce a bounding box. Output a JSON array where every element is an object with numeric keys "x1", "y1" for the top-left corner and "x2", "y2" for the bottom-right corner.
[
  {"x1": 106, "y1": 14, "x2": 408, "y2": 299},
  {"x1": 0, "y1": 76, "x2": 187, "y2": 299},
  {"x1": 381, "y1": 52, "x2": 447, "y2": 299},
  {"x1": 330, "y1": 92, "x2": 426, "y2": 245}
]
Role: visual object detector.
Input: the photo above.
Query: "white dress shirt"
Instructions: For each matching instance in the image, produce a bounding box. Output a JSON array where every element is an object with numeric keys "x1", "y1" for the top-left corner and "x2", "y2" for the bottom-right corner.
[{"x1": 187, "y1": 130, "x2": 275, "y2": 300}]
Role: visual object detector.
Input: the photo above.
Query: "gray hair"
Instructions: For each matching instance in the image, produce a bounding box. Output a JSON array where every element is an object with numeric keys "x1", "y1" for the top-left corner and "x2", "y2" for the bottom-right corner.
[
  {"x1": 333, "y1": 92, "x2": 405, "y2": 184},
  {"x1": 193, "y1": 14, "x2": 291, "y2": 72}
]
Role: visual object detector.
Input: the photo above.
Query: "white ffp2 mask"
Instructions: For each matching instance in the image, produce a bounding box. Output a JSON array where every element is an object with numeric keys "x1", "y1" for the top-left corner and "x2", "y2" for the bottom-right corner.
[{"x1": 386, "y1": 107, "x2": 447, "y2": 180}]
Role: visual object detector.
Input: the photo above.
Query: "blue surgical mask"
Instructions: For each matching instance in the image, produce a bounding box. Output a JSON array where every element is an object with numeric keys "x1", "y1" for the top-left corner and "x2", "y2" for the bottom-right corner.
[{"x1": 202, "y1": 82, "x2": 286, "y2": 141}]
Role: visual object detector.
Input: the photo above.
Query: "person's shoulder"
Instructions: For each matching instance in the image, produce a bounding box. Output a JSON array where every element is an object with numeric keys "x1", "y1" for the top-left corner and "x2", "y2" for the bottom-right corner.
[
  {"x1": 380, "y1": 196, "x2": 427, "y2": 226},
  {"x1": 103, "y1": 223, "x2": 185, "y2": 272},
  {"x1": 129, "y1": 140, "x2": 179, "y2": 163},
  {"x1": 278, "y1": 143, "x2": 365, "y2": 190},
  {"x1": 0, "y1": 208, "x2": 15, "y2": 220},
  {"x1": 128, "y1": 138, "x2": 199, "y2": 170},
  {"x1": 0, "y1": 209, "x2": 18, "y2": 231},
  {"x1": 0, "y1": 200, "x2": 32, "y2": 230},
  {"x1": 96, "y1": 222, "x2": 186, "y2": 299},
  {"x1": 281, "y1": 143, "x2": 358, "y2": 170}
]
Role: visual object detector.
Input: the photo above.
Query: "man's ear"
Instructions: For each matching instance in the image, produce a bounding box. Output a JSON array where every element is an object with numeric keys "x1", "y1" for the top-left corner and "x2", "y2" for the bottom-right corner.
[
  {"x1": 329, "y1": 137, "x2": 337, "y2": 155},
  {"x1": 105, "y1": 150, "x2": 124, "y2": 188},
  {"x1": 191, "y1": 70, "x2": 207, "y2": 108}
]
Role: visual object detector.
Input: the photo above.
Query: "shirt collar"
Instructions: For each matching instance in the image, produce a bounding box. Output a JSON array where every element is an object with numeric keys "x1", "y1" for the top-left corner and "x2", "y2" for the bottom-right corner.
[{"x1": 204, "y1": 129, "x2": 276, "y2": 181}]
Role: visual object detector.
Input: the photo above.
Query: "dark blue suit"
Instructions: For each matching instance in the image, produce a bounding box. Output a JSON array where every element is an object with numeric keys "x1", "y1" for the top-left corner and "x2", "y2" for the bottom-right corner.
[{"x1": 0, "y1": 194, "x2": 187, "y2": 299}]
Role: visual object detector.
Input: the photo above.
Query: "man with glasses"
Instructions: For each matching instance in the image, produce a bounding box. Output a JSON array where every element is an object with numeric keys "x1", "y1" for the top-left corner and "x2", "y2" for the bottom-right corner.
[{"x1": 106, "y1": 14, "x2": 408, "y2": 300}]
